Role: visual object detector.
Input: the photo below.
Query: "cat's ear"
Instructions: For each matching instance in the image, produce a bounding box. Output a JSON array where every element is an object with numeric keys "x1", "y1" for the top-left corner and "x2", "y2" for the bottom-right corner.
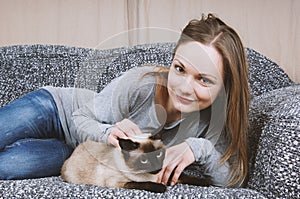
[
  {"x1": 149, "y1": 133, "x2": 162, "y2": 140},
  {"x1": 118, "y1": 138, "x2": 140, "y2": 151}
]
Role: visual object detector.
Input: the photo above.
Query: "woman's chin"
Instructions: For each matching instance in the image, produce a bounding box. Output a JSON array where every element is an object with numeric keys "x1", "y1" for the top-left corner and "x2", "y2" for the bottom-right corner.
[{"x1": 173, "y1": 102, "x2": 198, "y2": 114}]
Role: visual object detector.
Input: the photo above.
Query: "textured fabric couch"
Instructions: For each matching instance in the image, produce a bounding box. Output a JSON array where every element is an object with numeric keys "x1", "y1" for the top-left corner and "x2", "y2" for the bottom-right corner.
[{"x1": 0, "y1": 43, "x2": 299, "y2": 199}]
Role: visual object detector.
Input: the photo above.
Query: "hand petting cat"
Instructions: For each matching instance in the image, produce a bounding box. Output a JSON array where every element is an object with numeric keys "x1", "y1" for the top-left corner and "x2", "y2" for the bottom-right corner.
[
  {"x1": 107, "y1": 119, "x2": 143, "y2": 147},
  {"x1": 157, "y1": 142, "x2": 195, "y2": 186},
  {"x1": 108, "y1": 118, "x2": 196, "y2": 187}
]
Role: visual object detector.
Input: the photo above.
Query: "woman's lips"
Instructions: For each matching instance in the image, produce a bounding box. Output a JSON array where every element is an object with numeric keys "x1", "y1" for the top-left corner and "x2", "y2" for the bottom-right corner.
[{"x1": 176, "y1": 95, "x2": 195, "y2": 104}]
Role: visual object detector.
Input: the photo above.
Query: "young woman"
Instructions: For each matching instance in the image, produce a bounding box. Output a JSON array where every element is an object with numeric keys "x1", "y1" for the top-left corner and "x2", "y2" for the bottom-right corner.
[{"x1": 0, "y1": 14, "x2": 249, "y2": 187}]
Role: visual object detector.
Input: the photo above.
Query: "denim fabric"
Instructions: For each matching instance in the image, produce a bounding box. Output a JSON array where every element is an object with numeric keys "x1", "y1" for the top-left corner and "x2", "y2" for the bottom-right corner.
[{"x1": 0, "y1": 89, "x2": 73, "y2": 180}]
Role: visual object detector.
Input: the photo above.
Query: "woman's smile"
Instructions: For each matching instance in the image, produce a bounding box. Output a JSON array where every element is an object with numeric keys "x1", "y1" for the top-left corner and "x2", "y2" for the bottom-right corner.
[{"x1": 175, "y1": 94, "x2": 196, "y2": 105}]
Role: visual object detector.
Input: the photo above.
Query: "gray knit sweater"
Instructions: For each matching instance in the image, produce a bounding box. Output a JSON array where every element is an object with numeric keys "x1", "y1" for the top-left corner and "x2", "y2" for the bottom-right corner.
[{"x1": 44, "y1": 66, "x2": 230, "y2": 186}]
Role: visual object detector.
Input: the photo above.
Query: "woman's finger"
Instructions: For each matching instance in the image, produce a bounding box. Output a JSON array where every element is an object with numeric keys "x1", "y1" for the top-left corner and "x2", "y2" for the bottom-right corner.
[
  {"x1": 161, "y1": 162, "x2": 177, "y2": 185},
  {"x1": 107, "y1": 127, "x2": 128, "y2": 147},
  {"x1": 157, "y1": 168, "x2": 164, "y2": 183},
  {"x1": 157, "y1": 142, "x2": 195, "y2": 186},
  {"x1": 115, "y1": 119, "x2": 142, "y2": 135},
  {"x1": 170, "y1": 161, "x2": 186, "y2": 185}
]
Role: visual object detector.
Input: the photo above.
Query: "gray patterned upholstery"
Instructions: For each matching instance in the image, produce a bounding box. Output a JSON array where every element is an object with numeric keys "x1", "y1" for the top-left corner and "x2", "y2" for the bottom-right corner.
[
  {"x1": 0, "y1": 43, "x2": 298, "y2": 198},
  {"x1": 247, "y1": 85, "x2": 300, "y2": 198}
]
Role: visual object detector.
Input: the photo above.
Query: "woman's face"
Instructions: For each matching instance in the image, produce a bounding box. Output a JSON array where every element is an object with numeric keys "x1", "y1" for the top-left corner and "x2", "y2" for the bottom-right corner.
[{"x1": 167, "y1": 41, "x2": 224, "y2": 113}]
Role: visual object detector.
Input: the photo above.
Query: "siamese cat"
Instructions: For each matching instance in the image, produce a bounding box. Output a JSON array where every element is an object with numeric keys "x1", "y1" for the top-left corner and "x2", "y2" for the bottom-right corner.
[{"x1": 61, "y1": 134, "x2": 211, "y2": 193}]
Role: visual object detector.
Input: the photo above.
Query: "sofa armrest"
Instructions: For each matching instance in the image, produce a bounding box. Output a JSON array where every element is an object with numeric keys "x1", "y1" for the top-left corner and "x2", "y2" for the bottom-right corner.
[
  {"x1": 245, "y1": 48, "x2": 294, "y2": 97},
  {"x1": 247, "y1": 84, "x2": 300, "y2": 198},
  {"x1": 0, "y1": 45, "x2": 92, "y2": 107}
]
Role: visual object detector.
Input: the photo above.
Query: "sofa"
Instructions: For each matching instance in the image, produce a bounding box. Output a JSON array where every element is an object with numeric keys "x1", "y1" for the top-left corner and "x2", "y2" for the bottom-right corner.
[{"x1": 0, "y1": 43, "x2": 299, "y2": 198}]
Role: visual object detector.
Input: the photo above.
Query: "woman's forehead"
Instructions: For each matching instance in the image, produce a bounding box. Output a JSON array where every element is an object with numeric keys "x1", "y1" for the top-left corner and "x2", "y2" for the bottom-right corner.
[{"x1": 174, "y1": 41, "x2": 223, "y2": 78}]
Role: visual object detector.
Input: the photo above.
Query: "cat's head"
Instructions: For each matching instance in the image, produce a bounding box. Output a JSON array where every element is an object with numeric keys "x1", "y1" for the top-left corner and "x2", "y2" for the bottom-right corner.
[{"x1": 118, "y1": 133, "x2": 165, "y2": 174}]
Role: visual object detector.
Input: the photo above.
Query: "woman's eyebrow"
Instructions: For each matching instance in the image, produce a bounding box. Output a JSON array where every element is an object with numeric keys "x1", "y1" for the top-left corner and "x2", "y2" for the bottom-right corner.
[
  {"x1": 174, "y1": 59, "x2": 186, "y2": 68},
  {"x1": 174, "y1": 59, "x2": 217, "y2": 80}
]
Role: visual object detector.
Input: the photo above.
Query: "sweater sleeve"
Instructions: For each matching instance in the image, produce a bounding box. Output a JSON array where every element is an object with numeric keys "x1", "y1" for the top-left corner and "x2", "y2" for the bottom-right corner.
[
  {"x1": 71, "y1": 76, "x2": 123, "y2": 143},
  {"x1": 185, "y1": 134, "x2": 230, "y2": 186},
  {"x1": 72, "y1": 66, "x2": 157, "y2": 144}
]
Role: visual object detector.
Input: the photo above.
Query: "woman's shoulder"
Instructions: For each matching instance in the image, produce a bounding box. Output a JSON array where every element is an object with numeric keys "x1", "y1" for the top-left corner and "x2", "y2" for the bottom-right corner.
[
  {"x1": 119, "y1": 65, "x2": 158, "y2": 86},
  {"x1": 125, "y1": 65, "x2": 156, "y2": 76}
]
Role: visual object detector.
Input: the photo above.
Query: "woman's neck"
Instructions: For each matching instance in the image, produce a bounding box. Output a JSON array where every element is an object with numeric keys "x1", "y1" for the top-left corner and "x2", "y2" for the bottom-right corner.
[{"x1": 155, "y1": 83, "x2": 181, "y2": 124}]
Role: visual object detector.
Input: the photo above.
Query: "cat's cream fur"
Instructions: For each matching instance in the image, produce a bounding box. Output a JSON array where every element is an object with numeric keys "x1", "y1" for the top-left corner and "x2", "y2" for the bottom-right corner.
[{"x1": 61, "y1": 134, "x2": 165, "y2": 191}]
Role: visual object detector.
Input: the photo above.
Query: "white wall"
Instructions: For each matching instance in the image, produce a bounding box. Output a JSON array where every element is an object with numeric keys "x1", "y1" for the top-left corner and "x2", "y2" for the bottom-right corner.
[{"x1": 0, "y1": 0, "x2": 299, "y2": 82}]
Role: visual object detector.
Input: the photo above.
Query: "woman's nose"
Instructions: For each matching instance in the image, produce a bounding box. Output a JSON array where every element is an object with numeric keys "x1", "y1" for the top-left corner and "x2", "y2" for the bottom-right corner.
[{"x1": 178, "y1": 76, "x2": 194, "y2": 95}]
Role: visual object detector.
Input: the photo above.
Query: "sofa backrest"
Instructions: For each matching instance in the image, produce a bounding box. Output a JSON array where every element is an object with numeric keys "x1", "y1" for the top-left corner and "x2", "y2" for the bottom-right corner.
[
  {"x1": 0, "y1": 43, "x2": 294, "y2": 107},
  {"x1": 0, "y1": 45, "x2": 89, "y2": 107}
]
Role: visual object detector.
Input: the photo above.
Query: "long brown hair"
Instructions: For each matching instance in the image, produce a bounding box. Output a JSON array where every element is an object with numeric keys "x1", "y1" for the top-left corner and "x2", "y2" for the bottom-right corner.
[
  {"x1": 154, "y1": 14, "x2": 249, "y2": 187},
  {"x1": 178, "y1": 13, "x2": 249, "y2": 187}
]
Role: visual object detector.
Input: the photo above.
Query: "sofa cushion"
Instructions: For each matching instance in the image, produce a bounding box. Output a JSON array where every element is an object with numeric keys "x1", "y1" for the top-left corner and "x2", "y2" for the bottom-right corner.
[
  {"x1": 92, "y1": 43, "x2": 175, "y2": 92},
  {"x1": 247, "y1": 84, "x2": 300, "y2": 198},
  {"x1": 246, "y1": 48, "x2": 294, "y2": 97},
  {"x1": 0, "y1": 176, "x2": 266, "y2": 198}
]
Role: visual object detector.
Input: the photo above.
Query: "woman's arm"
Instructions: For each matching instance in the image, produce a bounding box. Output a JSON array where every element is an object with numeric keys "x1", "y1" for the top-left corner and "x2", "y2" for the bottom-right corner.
[
  {"x1": 72, "y1": 66, "x2": 157, "y2": 144},
  {"x1": 158, "y1": 135, "x2": 230, "y2": 187},
  {"x1": 72, "y1": 77, "x2": 122, "y2": 143},
  {"x1": 185, "y1": 136, "x2": 230, "y2": 186}
]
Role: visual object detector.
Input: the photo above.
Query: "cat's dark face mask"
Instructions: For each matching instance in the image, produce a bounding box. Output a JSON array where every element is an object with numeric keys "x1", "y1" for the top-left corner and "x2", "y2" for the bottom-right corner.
[{"x1": 119, "y1": 138, "x2": 166, "y2": 174}]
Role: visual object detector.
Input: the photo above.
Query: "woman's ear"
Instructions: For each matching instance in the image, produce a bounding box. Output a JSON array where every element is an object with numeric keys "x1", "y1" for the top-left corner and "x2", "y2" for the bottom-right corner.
[{"x1": 118, "y1": 138, "x2": 140, "y2": 151}]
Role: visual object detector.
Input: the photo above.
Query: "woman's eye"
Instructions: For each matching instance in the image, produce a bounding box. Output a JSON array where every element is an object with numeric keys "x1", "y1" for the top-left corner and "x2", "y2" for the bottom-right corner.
[
  {"x1": 156, "y1": 151, "x2": 163, "y2": 158},
  {"x1": 174, "y1": 65, "x2": 184, "y2": 73},
  {"x1": 141, "y1": 159, "x2": 149, "y2": 164},
  {"x1": 199, "y1": 77, "x2": 213, "y2": 86}
]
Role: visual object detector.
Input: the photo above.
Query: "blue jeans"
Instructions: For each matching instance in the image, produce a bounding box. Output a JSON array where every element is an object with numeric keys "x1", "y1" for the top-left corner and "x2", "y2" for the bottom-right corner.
[{"x1": 0, "y1": 89, "x2": 73, "y2": 180}]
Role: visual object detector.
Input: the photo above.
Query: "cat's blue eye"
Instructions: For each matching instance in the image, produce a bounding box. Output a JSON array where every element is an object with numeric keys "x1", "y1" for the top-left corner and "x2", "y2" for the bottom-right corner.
[
  {"x1": 156, "y1": 151, "x2": 163, "y2": 158},
  {"x1": 141, "y1": 159, "x2": 149, "y2": 164}
]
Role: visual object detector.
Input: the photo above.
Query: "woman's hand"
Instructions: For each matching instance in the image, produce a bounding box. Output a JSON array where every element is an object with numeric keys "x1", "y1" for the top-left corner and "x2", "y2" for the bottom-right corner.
[
  {"x1": 107, "y1": 119, "x2": 142, "y2": 147},
  {"x1": 157, "y1": 142, "x2": 195, "y2": 186}
]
